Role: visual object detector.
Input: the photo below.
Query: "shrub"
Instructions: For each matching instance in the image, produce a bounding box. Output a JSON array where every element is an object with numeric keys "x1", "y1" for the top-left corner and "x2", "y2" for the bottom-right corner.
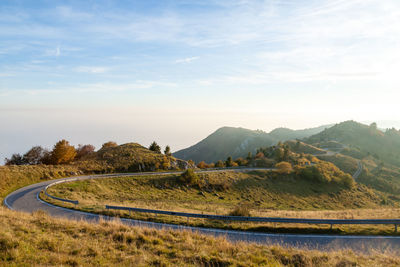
[
  {"x1": 4, "y1": 154, "x2": 25, "y2": 166},
  {"x1": 179, "y1": 169, "x2": 199, "y2": 186},
  {"x1": 197, "y1": 161, "x2": 208, "y2": 169},
  {"x1": 101, "y1": 141, "x2": 118, "y2": 149},
  {"x1": 228, "y1": 205, "x2": 251, "y2": 217},
  {"x1": 215, "y1": 160, "x2": 225, "y2": 168},
  {"x1": 235, "y1": 157, "x2": 248, "y2": 166},
  {"x1": 75, "y1": 144, "x2": 95, "y2": 159},
  {"x1": 276, "y1": 161, "x2": 293, "y2": 174}
]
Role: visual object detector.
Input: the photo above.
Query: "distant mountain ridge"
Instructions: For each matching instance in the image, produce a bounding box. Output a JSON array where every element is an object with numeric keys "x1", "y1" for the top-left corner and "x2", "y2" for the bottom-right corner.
[{"x1": 173, "y1": 124, "x2": 332, "y2": 163}]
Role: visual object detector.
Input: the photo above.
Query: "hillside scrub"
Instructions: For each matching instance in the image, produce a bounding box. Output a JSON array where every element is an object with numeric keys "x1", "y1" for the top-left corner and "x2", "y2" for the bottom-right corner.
[
  {"x1": 1, "y1": 208, "x2": 399, "y2": 266},
  {"x1": 297, "y1": 162, "x2": 354, "y2": 188}
]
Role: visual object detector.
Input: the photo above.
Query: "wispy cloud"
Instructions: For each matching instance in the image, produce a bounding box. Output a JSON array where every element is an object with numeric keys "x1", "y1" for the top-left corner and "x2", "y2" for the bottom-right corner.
[
  {"x1": 174, "y1": 56, "x2": 199, "y2": 64},
  {"x1": 75, "y1": 66, "x2": 109, "y2": 74}
]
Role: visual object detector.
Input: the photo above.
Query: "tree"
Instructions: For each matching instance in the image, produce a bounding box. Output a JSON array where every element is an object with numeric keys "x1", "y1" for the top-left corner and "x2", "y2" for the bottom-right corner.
[
  {"x1": 197, "y1": 161, "x2": 208, "y2": 169},
  {"x1": 149, "y1": 141, "x2": 161, "y2": 154},
  {"x1": 276, "y1": 161, "x2": 293, "y2": 174},
  {"x1": 23, "y1": 146, "x2": 47, "y2": 165},
  {"x1": 235, "y1": 157, "x2": 248, "y2": 166},
  {"x1": 101, "y1": 141, "x2": 117, "y2": 149},
  {"x1": 246, "y1": 152, "x2": 253, "y2": 161},
  {"x1": 283, "y1": 145, "x2": 290, "y2": 161},
  {"x1": 5, "y1": 154, "x2": 25, "y2": 165},
  {"x1": 215, "y1": 160, "x2": 225, "y2": 168},
  {"x1": 76, "y1": 144, "x2": 95, "y2": 159},
  {"x1": 275, "y1": 148, "x2": 284, "y2": 162},
  {"x1": 50, "y1": 140, "x2": 77, "y2": 164},
  {"x1": 225, "y1": 156, "x2": 234, "y2": 167},
  {"x1": 164, "y1": 145, "x2": 171, "y2": 156},
  {"x1": 255, "y1": 152, "x2": 264, "y2": 159}
]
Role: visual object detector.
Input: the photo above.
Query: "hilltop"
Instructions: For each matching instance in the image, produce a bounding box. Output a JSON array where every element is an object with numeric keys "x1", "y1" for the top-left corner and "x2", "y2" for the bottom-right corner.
[
  {"x1": 75, "y1": 142, "x2": 193, "y2": 173},
  {"x1": 173, "y1": 125, "x2": 331, "y2": 163}
]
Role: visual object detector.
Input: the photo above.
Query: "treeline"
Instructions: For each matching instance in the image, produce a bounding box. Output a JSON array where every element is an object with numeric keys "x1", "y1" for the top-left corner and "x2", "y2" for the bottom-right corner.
[
  {"x1": 5, "y1": 140, "x2": 96, "y2": 166},
  {"x1": 148, "y1": 141, "x2": 172, "y2": 156},
  {"x1": 195, "y1": 142, "x2": 313, "y2": 170},
  {"x1": 5, "y1": 140, "x2": 174, "y2": 166}
]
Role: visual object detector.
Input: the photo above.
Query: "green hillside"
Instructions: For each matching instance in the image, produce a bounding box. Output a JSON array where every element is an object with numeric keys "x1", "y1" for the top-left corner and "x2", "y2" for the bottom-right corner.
[
  {"x1": 174, "y1": 125, "x2": 331, "y2": 163},
  {"x1": 306, "y1": 120, "x2": 400, "y2": 167}
]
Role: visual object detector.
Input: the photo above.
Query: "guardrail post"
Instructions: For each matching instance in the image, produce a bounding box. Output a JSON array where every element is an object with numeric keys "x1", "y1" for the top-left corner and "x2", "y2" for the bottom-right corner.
[
  {"x1": 330, "y1": 224, "x2": 333, "y2": 230},
  {"x1": 396, "y1": 224, "x2": 398, "y2": 233}
]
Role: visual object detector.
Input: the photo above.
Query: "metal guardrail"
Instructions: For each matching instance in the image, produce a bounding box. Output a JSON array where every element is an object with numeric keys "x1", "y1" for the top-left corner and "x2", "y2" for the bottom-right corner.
[
  {"x1": 106, "y1": 205, "x2": 400, "y2": 232},
  {"x1": 44, "y1": 179, "x2": 79, "y2": 205}
]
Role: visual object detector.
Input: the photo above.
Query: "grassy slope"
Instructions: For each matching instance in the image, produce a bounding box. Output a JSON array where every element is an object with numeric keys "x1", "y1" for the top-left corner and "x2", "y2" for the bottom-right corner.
[
  {"x1": 0, "y1": 165, "x2": 81, "y2": 200},
  {"x1": 284, "y1": 140, "x2": 327, "y2": 155},
  {"x1": 46, "y1": 170, "x2": 400, "y2": 235},
  {"x1": 51, "y1": 170, "x2": 389, "y2": 212},
  {"x1": 2, "y1": 208, "x2": 398, "y2": 266}
]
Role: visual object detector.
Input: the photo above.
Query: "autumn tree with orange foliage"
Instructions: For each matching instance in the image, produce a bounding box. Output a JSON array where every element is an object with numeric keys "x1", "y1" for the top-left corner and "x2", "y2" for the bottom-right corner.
[
  {"x1": 50, "y1": 140, "x2": 77, "y2": 164},
  {"x1": 197, "y1": 161, "x2": 209, "y2": 169}
]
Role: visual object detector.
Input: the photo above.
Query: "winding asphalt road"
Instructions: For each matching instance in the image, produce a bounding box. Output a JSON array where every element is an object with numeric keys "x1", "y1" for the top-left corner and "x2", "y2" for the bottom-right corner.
[{"x1": 4, "y1": 170, "x2": 400, "y2": 254}]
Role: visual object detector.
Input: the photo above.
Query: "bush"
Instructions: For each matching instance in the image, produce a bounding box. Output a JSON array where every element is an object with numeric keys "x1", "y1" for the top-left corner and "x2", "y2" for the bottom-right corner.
[
  {"x1": 75, "y1": 144, "x2": 95, "y2": 159},
  {"x1": 101, "y1": 141, "x2": 118, "y2": 149},
  {"x1": 4, "y1": 154, "x2": 25, "y2": 166},
  {"x1": 276, "y1": 161, "x2": 293, "y2": 174},
  {"x1": 215, "y1": 160, "x2": 225, "y2": 168},
  {"x1": 179, "y1": 169, "x2": 199, "y2": 186},
  {"x1": 197, "y1": 161, "x2": 209, "y2": 169},
  {"x1": 228, "y1": 205, "x2": 251, "y2": 217}
]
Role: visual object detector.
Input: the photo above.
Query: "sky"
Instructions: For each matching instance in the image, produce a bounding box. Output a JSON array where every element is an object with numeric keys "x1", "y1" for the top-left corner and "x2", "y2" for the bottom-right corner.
[{"x1": 1, "y1": 0, "x2": 400, "y2": 162}]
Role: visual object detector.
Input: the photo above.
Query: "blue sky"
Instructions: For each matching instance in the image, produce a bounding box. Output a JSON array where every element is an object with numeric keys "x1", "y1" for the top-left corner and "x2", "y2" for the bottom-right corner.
[{"x1": 1, "y1": 0, "x2": 400, "y2": 161}]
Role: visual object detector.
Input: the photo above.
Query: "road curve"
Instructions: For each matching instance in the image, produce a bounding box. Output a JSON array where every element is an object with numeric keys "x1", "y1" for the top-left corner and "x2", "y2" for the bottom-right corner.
[{"x1": 4, "y1": 170, "x2": 400, "y2": 254}]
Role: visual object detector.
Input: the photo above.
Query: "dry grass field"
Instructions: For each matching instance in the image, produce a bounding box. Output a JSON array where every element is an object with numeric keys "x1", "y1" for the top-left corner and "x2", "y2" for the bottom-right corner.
[{"x1": 1, "y1": 207, "x2": 400, "y2": 266}]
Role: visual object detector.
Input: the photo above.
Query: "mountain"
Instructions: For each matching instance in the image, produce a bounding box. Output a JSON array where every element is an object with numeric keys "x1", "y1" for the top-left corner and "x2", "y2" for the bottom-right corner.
[
  {"x1": 269, "y1": 125, "x2": 332, "y2": 141},
  {"x1": 173, "y1": 125, "x2": 331, "y2": 163},
  {"x1": 306, "y1": 120, "x2": 400, "y2": 167}
]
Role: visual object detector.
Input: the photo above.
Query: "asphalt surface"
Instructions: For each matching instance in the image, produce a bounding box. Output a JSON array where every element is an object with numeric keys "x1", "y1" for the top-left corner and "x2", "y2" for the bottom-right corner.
[
  {"x1": 4, "y1": 169, "x2": 400, "y2": 254},
  {"x1": 353, "y1": 161, "x2": 363, "y2": 180}
]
